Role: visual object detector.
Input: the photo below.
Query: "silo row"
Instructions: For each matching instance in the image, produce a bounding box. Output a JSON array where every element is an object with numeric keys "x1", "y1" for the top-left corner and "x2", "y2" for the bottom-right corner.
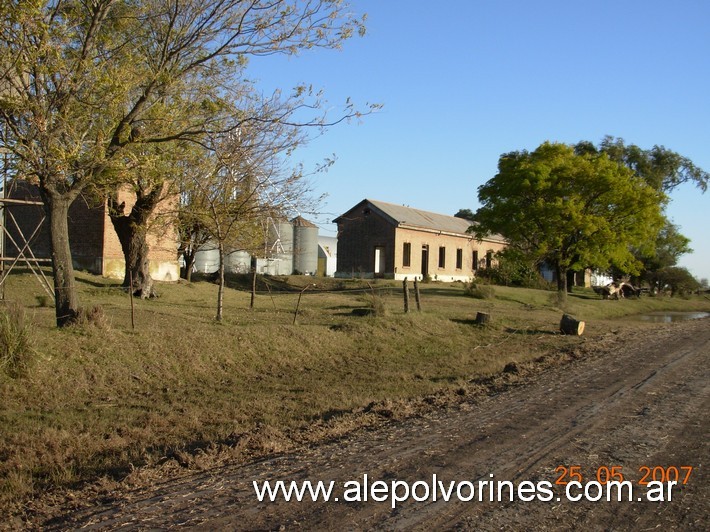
[{"x1": 193, "y1": 216, "x2": 319, "y2": 276}]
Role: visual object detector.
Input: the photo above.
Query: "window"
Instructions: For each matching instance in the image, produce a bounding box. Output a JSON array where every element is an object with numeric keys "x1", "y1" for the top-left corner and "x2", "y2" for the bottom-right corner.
[
  {"x1": 403, "y1": 242, "x2": 411, "y2": 267},
  {"x1": 456, "y1": 248, "x2": 463, "y2": 270},
  {"x1": 486, "y1": 251, "x2": 493, "y2": 269},
  {"x1": 438, "y1": 246, "x2": 446, "y2": 268},
  {"x1": 472, "y1": 250, "x2": 479, "y2": 271}
]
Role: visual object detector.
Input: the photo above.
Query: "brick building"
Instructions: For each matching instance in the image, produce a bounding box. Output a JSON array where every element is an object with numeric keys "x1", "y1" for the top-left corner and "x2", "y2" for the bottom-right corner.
[
  {"x1": 334, "y1": 199, "x2": 506, "y2": 281},
  {"x1": 3, "y1": 180, "x2": 179, "y2": 281}
]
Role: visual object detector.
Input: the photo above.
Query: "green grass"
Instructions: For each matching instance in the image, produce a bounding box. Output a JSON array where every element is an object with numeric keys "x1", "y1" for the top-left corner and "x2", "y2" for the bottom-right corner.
[{"x1": 1, "y1": 271, "x2": 708, "y2": 509}]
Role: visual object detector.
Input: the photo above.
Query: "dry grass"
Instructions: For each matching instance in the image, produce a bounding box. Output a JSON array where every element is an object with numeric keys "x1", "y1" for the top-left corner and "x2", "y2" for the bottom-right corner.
[
  {"x1": 1, "y1": 271, "x2": 708, "y2": 510},
  {"x1": 0, "y1": 303, "x2": 36, "y2": 379}
]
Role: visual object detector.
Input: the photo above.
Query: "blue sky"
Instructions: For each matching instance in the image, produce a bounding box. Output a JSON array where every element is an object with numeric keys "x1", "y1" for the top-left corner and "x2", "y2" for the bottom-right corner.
[{"x1": 247, "y1": 1, "x2": 710, "y2": 281}]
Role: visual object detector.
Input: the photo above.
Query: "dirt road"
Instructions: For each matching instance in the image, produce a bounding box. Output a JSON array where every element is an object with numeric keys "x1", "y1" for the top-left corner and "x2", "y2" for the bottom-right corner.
[{"x1": 44, "y1": 317, "x2": 709, "y2": 530}]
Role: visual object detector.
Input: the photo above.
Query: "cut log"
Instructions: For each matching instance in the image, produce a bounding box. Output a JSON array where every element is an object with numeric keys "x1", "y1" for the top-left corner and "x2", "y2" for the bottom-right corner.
[
  {"x1": 475, "y1": 312, "x2": 490, "y2": 325},
  {"x1": 560, "y1": 314, "x2": 585, "y2": 335}
]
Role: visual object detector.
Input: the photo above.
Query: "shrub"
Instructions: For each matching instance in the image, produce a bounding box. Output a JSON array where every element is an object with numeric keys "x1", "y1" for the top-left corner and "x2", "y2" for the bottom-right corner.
[
  {"x1": 0, "y1": 303, "x2": 36, "y2": 379},
  {"x1": 367, "y1": 293, "x2": 387, "y2": 317},
  {"x1": 463, "y1": 283, "x2": 496, "y2": 300},
  {"x1": 75, "y1": 305, "x2": 109, "y2": 329}
]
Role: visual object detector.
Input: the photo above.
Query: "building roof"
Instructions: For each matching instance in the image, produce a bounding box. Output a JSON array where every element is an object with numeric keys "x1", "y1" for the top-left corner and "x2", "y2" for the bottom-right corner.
[{"x1": 335, "y1": 199, "x2": 505, "y2": 242}]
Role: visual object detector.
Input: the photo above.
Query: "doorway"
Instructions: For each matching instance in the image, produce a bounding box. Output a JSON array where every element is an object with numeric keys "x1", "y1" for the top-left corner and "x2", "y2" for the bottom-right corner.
[
  {"x1": 421, "y1": 245, "x2": 429, "y2": 277},
  {"x1": 374, "y1": 246, "x2": 385, "y2": 277}
]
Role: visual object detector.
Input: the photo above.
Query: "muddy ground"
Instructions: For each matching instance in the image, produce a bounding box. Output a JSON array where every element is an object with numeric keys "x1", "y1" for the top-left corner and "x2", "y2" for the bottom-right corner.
[{"x1": 16, "y1": 317, "x2": 710, "y2": 530}]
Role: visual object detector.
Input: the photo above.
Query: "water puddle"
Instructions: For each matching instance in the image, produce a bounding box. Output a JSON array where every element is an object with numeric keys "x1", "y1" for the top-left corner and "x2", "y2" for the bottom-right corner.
[{"x1": 634, "y1": 311, "x2": 710, "y2": 323}]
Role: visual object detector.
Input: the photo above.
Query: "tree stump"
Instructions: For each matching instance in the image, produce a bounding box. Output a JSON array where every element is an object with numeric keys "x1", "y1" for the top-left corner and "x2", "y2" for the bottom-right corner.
[
  {"x1": 475, "y1": 312, "x2": 490, "y2": 325},
  {"x1": 560, "y1": 314, "x2": 585, "y2": 335}
]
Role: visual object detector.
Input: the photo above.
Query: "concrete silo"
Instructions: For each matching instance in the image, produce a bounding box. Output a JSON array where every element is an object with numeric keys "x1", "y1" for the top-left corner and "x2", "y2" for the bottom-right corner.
[{"x1": 291, "y1": 216, "x2": 318, "y2": 275}]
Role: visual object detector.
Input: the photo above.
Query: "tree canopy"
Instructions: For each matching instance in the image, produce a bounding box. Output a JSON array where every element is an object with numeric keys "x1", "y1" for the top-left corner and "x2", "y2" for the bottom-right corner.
[
  {"x1": 574, "y1": 136, "x2": 709, "y2": 193},
  {"x1": 472, "y1": 142, "x2": 666, "y2": 299}
]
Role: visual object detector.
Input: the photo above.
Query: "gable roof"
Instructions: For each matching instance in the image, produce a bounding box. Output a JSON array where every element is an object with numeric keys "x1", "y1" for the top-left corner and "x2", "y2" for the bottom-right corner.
[{"x1": 335, "y1": 199, "x2": 505, "y2": 242}]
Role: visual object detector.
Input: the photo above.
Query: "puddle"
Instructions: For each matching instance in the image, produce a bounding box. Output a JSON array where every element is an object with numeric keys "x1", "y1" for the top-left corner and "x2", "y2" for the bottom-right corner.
[{"x1": 634, "y1": 311, "x2": 710, "y2": 323}]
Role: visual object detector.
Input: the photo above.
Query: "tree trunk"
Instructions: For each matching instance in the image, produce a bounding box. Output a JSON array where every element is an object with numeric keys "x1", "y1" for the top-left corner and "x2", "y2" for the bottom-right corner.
[
  {"x1": 39, "y1": 189, "x2": 80, "y2": 327},
  {"x1": 181, "y1": 249, "x2": 196, "y2": 282},
  {"x1": 555, "y1": 264, "x2": 568, "y2": 303},
  {"x1": 108, "y1": 187, "x2": 162, "y2": 298},
  {"x1": 216, "y1": 242, "x2": 225, "y2": 321},
  {"x1": 566, "y1": 270, "x2": 576, "y2": 293},
  {"x1": 110, "y1": 215, "x2": 154, "y2": 298}
]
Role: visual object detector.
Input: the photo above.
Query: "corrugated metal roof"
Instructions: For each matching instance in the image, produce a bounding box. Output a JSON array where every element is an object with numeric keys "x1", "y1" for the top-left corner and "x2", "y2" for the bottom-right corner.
[
  {"x1": 335, "y1": 199, "x2": 506, "y2": 242},
  {"x1": 366, "y1": 199, "x2": 474, "y2": 235}
]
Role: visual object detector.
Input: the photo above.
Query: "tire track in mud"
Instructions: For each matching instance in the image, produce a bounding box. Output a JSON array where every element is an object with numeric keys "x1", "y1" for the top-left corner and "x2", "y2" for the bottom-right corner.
[{"x1": 47, "y1": 318, "x2": 709, "y2": 530}]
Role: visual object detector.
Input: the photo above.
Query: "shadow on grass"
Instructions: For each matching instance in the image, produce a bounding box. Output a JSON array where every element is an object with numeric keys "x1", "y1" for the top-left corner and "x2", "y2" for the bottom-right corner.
[
  {"x1": 450, "y1": 318, "x2": 482, "y2": 326},
  {"x1": 504, "y1": 327, "x2": 557, "y2": 336},
  {"x1": 76, "y1": 275, "x2": 120, "y2": 288},
  {"x1": 419, "y1": 287, "x2": 467, "y2": 298}
]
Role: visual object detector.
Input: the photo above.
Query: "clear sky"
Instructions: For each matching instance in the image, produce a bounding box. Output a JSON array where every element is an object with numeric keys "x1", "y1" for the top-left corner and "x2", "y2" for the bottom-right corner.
[{"x1": 247, "y1": 1, "x2": 710, "y2": 282}]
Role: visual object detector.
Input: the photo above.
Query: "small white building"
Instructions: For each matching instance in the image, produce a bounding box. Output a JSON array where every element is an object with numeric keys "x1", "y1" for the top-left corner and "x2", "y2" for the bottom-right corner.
[{"x1": 317, "y1": 236, "x2": 337, "y2": 277}]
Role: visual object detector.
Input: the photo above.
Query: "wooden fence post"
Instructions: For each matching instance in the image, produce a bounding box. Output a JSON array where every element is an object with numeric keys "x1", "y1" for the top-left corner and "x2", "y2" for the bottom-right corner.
[
  {"x1": 250, "y1": 268, "x2": 257, "y2": 310},
  {"x1": 293, "y1": 284, "x2": 313, "y2": 325},
  {"x1": 413, "y1": 277, "x2": 422, "y2": 311},
  {"x1": 128, "y1": 270, "x2": 135, "y2": 330},
  {"x1": 402, "y1": 277, "x2": 410, "y2": 313}
]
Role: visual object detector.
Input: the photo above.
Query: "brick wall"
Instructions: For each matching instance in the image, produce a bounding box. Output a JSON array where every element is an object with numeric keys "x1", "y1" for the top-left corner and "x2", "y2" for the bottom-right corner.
[
  {"x1": 5, "y1": 180, "x2": 179, "y2": 280},
  {"x1": 394, "y1": 227, "x2": 506, "y2": 282},
  {"x1": 335, "y1": 207, "x2": 396, "y2": 277},
  {"x1": 5, "y1": 180, "x2": 104, "y2": 273}
]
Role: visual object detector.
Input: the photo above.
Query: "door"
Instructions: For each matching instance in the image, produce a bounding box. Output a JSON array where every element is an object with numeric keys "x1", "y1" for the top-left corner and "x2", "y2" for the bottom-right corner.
[
  {"x1": 374, "y1": 246, "x2": 386, "y2": 277},
  {"x1": 421, "y1": 245, "x2": 429, "y2": 277}
]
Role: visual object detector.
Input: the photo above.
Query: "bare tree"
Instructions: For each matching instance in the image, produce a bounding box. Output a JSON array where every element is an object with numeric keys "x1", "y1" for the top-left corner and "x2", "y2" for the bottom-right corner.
[{"x1": 182, "y1": 99, "x2": 319, "y2": 321}]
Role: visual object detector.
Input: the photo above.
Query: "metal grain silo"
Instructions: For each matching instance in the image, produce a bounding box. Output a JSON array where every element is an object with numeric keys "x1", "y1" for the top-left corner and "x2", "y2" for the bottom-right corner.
[
  {"x1": 267, "y1": 219, "x2": 294, "y2": 275},
  {"x1": 226, "y1": 250, "x2": 251, "y2": 274},
  {"x1": 291, "y1": 216, "x2": 318, "y2": 275},
  {"x1": 193, "y1": 247, "x2": 219, "y2": 273}
]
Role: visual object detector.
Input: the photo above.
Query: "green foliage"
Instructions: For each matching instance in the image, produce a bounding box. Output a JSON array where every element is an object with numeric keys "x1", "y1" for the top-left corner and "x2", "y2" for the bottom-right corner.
[
  {"x1": 0, "y1": 304, "x2": 35, "y2": 379},
  {"x1": 634, "y1": 221, "x2": 692, "y2": 283},
  {"x1": 473, "y1": 142, "x2": 666, "y2": 295},
  {"x1": 454, "y1": 208, "x2": 476, "y2": 221},
  {"x1": 649, "y1": 267, "x2": 700, "y2": 296},
  {"x1": 577, "y1": 136, "x2": 710, "y2": 193},
  {"x1": 477, "y1": 251, "x2": 552, "y2": 289}
]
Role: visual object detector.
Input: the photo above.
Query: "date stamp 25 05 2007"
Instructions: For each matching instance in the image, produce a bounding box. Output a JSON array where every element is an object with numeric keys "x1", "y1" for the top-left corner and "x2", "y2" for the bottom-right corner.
[{"x1": 554, "y1": 465, "x2": 694, "y2": 486}]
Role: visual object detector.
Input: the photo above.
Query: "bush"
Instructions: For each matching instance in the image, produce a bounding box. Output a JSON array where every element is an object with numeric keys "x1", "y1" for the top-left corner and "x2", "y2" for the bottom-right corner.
[
  {"x1": 75, "y1": 305, "x2": 109, "y2": 329},
  {"x1": 0, "y1": 303, "x2": 36, "y2": 379},
  {"x1": 463, "y1": 283, "x2": 496, "y2": 300},
  {"x1": 367, "y1": 293, "x2": 387, "y2": 317}
]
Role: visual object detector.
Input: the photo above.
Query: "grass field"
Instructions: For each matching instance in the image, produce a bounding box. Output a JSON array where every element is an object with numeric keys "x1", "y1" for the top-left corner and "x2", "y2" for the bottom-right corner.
[{"x1": 1, "y1": 270, "x2": 709, "y2": 509}]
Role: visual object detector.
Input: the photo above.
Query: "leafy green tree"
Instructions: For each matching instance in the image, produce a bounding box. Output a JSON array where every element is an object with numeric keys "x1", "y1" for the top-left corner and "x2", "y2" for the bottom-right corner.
[
  {"x1": 1, "y1": 0, "x2": 369, "y2": 326},
  {"x1": 576, "y1": 137, "x2": 706, "y2": 283},
  {"x1": 472, "y1": 142, "x2": 665, "y2": 301},
  {"x1": 650, "y1": 266, "x2": 700, "y2": 296},
  {"x1": 454, "y1": 208, "x2": 476, "y2": 221},
  {"x1": 637, "y1": 221, "x2": 692, "y2": 289},
  {"x1": 575, "y1": 136, "x2": 709, "y2": 193}
]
